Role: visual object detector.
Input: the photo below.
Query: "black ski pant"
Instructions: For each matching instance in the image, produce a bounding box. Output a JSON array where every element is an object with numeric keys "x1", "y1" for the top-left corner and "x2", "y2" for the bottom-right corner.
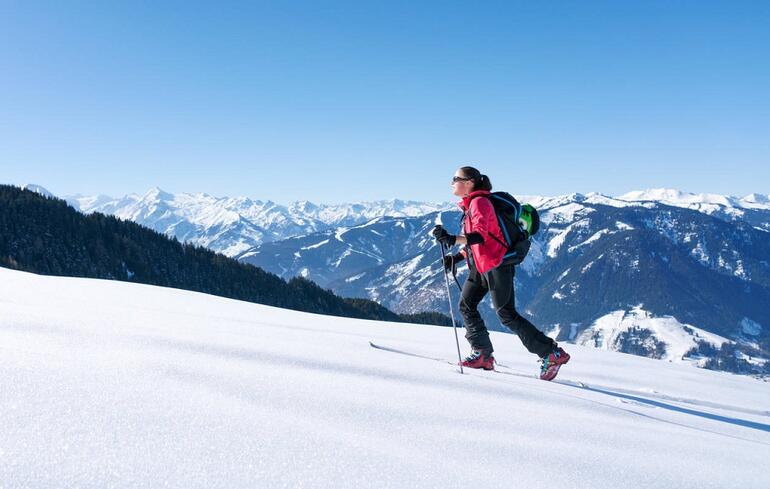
[{"x1": 458, "y1": 262, "x2": 555, "y2": 358}]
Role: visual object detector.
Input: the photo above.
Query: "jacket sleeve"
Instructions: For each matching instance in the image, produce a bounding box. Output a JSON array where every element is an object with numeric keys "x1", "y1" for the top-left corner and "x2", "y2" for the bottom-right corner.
[{"x1": 468, "y1": 197, "x2": 496, "y2": 243}]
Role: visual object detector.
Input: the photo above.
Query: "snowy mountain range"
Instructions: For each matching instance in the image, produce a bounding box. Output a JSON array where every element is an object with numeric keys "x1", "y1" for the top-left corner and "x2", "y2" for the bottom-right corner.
[
  {"x1": 2, "y1": 266, "x2": 769, "y2": 488},
  {"x1": 24, "y1": 184, "x2": 770, "y2": 375},
  {"x1": 55, "y1": 186, "x2": 770, "y2": 257},
  {"x1": 61, "y1": 186, "x2": 452, "y2": 257}
]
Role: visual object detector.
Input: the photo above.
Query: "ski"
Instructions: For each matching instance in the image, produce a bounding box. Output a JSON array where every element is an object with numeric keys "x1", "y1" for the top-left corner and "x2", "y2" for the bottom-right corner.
[
  {"x1": 369, "y1": 341, "x2": 536, "y2": 379},
  {"x1": 369, "y1": 341, "x2": 450, "y2": 363},
  {"x1": 369, "y1": 341, "x2": 585, "y2": 385}
]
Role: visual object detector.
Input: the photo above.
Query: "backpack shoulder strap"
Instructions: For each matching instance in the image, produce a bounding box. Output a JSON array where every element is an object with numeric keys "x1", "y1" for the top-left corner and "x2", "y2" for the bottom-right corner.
[{"x1": 468, "y1": 196, "x2": 510, "y2": 249}]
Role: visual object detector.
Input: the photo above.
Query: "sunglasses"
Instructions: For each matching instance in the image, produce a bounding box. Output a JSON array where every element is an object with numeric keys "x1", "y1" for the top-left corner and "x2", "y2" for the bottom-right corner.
[{"x1": 452, "y1": 176, "x2": 472, "y2": 183}]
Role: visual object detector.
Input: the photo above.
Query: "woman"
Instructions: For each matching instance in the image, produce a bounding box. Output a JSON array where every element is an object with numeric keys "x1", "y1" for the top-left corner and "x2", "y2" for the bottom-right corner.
[{"x1": 432, "y1": 166, "x2": 570, "y2": 381}]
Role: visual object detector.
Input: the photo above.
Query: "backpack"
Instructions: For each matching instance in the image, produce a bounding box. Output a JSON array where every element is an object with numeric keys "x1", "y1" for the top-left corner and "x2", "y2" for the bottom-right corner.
[{"x1": 486, "y1": 192, "x2": 540, "y2": 265}]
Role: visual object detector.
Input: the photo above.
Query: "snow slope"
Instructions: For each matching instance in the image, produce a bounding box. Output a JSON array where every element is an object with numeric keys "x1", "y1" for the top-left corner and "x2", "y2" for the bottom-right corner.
[
  {"x1": 1, "y1": 267, "x2": 768, "y2": 488},
  {"x1": 577, "y1": 306, "x2": 731, "y2": 363}
]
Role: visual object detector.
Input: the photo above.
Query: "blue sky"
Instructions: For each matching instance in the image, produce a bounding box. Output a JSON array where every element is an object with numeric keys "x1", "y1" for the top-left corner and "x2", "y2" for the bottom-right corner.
[{"x1": 1, "y1": 1, "x2": 768, "y2": 203}]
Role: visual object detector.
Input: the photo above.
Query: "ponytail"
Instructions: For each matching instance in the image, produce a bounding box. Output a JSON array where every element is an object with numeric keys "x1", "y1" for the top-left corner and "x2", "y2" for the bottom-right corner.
[
  {"x1": 459, "y1": 166, "x2": 493, "y2": 191},
  {"x1": 477, "y1": 174, "x2": 492, "y2": 191}
]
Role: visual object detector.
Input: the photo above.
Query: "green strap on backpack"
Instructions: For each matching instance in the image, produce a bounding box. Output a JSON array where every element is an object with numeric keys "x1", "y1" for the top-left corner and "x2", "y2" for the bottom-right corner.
[{"x1": 517, "y1": 203, "x2": 540, "y2": 239}]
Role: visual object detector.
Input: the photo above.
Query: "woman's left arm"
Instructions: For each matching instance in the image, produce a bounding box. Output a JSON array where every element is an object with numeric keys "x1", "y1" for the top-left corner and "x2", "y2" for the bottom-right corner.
[{"x1": 465, "y1": 198, "x2": 494, "y2": 244}]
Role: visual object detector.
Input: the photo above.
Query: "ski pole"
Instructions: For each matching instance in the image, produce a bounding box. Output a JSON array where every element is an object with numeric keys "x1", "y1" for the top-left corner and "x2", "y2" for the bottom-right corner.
[{"x1": 438, "y1": 241, "x2": 464, "y2": 374}]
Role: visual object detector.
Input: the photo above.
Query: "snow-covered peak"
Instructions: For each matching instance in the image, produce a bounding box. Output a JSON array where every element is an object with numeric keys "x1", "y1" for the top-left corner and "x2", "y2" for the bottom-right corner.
[
  {"x1": 619, "y1": 188, "x2": 689, "y2": 203},
  {"x1": 530, "y1": 192, "x2": 587, "y2": 210},
  {"x1": 69, "y1": 193, "x2": 119, "y2": 211},
  {"x1": 740, "y1": 193, "x2": 770, "y2": 210},
  {"x1": 141, "y1": 186, "x2": 174, "y2": 202},
  {"x1": 22, "y1": 184, "x2": 54, "y2": 198},
  {"x1": 289, "y1": 200, "x2": 319, "y2": 214},
  {"x1": 743, "y1": 193, "x2": 770, "y2": 204},
  {"x1": 577, "y1": 306, "x2": 731, "y2": 363},
  {"x1": 582, "y1": 192, "x2": 636, "y2": 207}
]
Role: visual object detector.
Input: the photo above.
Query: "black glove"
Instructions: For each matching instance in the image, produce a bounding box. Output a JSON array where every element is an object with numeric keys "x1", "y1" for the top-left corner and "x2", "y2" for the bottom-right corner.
[
  {"x1": 442, "y1": 253, "x2": 465, "y2": 274},
  {"x1": 432, "y1": 225, "x2": 456, "y2": 247}
]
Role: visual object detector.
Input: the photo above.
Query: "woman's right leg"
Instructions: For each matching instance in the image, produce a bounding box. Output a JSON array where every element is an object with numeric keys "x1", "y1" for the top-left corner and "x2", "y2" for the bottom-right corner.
[{"x1": 458, "y1": 268, "x2": 493, "y2": 353}]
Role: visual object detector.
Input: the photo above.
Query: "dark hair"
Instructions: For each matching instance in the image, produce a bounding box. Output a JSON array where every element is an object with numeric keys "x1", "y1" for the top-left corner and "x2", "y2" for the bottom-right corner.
[{"x1": 459, "y1": 166, "x2": 492, "y2": 191}]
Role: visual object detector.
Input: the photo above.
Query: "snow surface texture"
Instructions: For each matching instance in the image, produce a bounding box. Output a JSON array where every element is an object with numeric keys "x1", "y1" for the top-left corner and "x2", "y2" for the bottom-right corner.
[{"x1": 1, "y1": 267, "x2": 769, "y2": 488}]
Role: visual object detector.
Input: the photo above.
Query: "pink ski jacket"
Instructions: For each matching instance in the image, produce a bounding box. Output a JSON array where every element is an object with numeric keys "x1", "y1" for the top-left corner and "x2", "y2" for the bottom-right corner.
[{"x1": 458, "y1": 190, "x2": 508, "y2": 274}]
